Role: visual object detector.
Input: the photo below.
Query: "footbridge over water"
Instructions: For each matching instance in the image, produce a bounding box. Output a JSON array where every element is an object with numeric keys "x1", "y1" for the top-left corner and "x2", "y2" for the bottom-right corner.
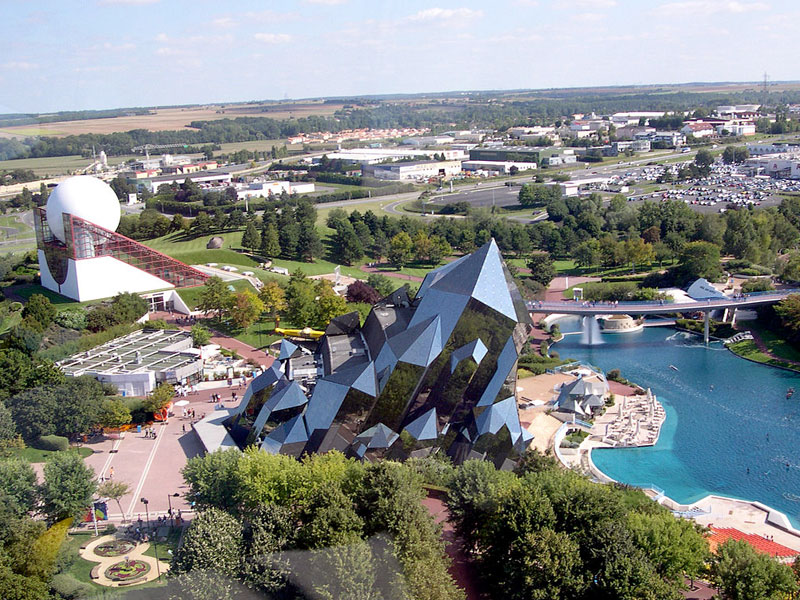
[{"x1": 526, "y1": 289, "x2": 800, "y2": 344}]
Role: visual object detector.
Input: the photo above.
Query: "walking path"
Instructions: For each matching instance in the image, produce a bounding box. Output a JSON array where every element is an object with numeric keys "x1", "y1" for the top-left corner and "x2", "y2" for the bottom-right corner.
[{"x1": 79, "y1": 534, "x2": 170, "y2": 587}]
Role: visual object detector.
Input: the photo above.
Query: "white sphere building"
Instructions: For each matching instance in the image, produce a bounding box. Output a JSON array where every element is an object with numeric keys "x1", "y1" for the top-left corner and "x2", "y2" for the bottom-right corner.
[{"x1": 35, "y1": 176, "x2": 207, "y2": 302}]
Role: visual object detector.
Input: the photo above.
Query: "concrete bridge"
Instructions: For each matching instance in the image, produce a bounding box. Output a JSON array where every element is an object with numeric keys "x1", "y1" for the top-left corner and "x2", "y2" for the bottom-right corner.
[{"x1": 526, "y1": 289, "x2": 800, "y2": 344}]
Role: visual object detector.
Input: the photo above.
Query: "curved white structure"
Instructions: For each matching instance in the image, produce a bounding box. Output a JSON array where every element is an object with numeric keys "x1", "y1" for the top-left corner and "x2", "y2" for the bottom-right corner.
[{"x1": 45, "y1": 176, "x2": 120, "y2": 243}]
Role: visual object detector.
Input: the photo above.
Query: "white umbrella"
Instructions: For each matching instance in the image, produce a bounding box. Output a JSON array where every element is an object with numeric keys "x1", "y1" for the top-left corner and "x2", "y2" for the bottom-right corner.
[{"x1": 174, "y1": 400, "x2": 190, "y2": 407}]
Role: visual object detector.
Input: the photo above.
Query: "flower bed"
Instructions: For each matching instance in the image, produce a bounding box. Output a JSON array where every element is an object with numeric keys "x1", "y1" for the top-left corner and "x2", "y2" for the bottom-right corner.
[
  {"x1": 94, "y1": 539, "x2": 137, "y2": 557},
  {"x1": 105, "y1": 559, "x2": 150, "y2": 581}
]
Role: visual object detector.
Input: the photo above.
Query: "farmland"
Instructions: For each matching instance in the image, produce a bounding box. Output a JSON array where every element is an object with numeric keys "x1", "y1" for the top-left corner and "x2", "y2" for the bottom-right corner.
[{"x1": 0, "y1": 101, "x2": 345, "y2": 138}]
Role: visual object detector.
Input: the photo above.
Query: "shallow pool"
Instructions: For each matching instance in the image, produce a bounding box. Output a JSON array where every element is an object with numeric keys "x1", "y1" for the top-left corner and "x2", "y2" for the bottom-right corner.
[{"x1": 555, "y1": 326, "x2": 800, "y2": 526}]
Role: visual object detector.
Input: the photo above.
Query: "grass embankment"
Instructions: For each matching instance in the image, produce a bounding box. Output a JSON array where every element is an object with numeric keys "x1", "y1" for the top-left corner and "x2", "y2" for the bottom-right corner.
[
  {"x1": 727, "y1": 321, "x2": 800, "y2": 372},
  {"x1": 727, "y1": 339, "x2": 800, "y2": 372}
]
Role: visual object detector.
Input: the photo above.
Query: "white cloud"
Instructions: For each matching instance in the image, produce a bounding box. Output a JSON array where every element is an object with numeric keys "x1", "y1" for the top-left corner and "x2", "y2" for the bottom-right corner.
[
  {"x1": 98, "y1": 0, "x2": 160, "y2": 5},
  {"x1": 573, "y1": 11, "x2": 605, "y2": 21},
  {"x1": 406, "y1": 7, "x2": 484, "y2": 22},
  {"x1": 302, "y1": 0, "x2": 347, "y2": 4},
  {"x1": 155, "y1": 32, "x2": 168, "y2": 42},
  {"x1": 654, "y1": 1, "x2": 769, "y2": 16},
  {"x1": 513, "y1": 0, "x2": 540, "y2": 5},
  {"x1": 555, "y1": 0, "x2": 617, "y2": 8},
  {"x1": 211, "y1": 16, "x2": 236, "y2": 28},
  {"x1": 254, "y1": 33, "x2": 292, "y2": 44},
  {"x1": 2, "y1": 61, "x2": 39, "y2": 70}
]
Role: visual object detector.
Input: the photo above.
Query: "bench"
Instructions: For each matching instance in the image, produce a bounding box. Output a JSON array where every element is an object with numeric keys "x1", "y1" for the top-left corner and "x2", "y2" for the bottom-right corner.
[{"x1": 90, "y1": 565, "x2": 101, "y2": 580}]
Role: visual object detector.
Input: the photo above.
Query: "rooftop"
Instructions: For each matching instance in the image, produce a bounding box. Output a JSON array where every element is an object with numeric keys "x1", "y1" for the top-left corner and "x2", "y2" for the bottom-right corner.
[{"x1": 58, "y1": 328, "x2": 198, "y2": 376}]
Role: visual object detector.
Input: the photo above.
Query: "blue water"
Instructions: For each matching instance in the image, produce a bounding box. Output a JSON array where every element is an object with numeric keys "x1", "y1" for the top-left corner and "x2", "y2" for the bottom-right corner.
[{"x1": 554, "y1": 326, "x2": 800, "y2": 527}]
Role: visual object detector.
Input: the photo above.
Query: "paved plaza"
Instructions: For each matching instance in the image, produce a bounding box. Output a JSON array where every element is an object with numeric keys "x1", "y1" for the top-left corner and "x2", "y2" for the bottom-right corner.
[{"x1": 79, "y1": 381, "x2": 251, "y2": 520}]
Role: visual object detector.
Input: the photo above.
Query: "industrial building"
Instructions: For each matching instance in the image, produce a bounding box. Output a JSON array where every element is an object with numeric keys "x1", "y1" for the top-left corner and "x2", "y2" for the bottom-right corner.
[
  {"x1": 363, "y1": 159, "x2": 463, "y2": 181},
  {"x1": 196, "y1": 240, "x2": 534, "y2": 468},
  {"x1": 315, "y1": 147, "x2": 466, "y2": 165},
  {"x1": 461, "y1": 160, "x2": 537, "y2": 174},
  {"x1": 58, "y1": 329, "x2": 203, "y2": 397},
  {"x1": 236, "y1": 181, "x2": 315, "y2": 200}
]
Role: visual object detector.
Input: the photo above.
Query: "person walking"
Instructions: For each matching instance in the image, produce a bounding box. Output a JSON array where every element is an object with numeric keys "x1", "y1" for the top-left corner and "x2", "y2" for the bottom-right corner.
[{"x1": 108, "y1": 466, "x2": 114, "y2": 480}]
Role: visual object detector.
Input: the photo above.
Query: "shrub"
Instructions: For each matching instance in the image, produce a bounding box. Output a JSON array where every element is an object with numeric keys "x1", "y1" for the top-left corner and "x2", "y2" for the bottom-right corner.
[
  {"x1": 145, "y1": 319, "x2": 170, "y2": 330},
  {"x1": 51, "y1": 573, "x2": 93, "y2": 600},
  {"x1": 741, "y1": 278, "x2": 774, "y2": 293},
  {"x1": 53, "y1": 309, "x2": 88, "y2": 331},
  {"x1": 8, "y1": 301, "x2": 22, "y2": 312},
  {"x1": 34, "y1": 435, "x2": 69, "y2": 452}
]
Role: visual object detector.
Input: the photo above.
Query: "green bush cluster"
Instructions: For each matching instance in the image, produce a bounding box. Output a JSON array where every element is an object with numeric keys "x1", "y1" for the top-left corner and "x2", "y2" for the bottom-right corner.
[{"x1": 33, "y1": 435, "x2": 69, "y2": 452}]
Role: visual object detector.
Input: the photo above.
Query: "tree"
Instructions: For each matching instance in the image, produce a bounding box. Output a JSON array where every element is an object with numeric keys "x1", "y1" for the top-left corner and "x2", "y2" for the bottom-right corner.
[
  {"x1": 240, "y1": 222, "x2": 261, "y2": 251},
  {"x1": 677, "y1": 241, "x2": 722, "y2": 283},
  {"x1": 367, "y1": 273, "x2": 394, "y2": 296},
  {"x1": 199, "y1": 276, "x2": 234, "y2": 318},
  {"x1": 183, "y1": 448, "x2": 242, "y2": 512},
  {"x1": 332, "y1": 223, "x2": 364, "y2": 266},
  {"x1": 388, "y1": 232, "x2": 414, "y2": 269},
  {"x1": 0, "y1": 401, "x2": 18, "y2": 447},
  {"x1": 285, "y1": 270, "x2": 318, "y2": 327},
  {"x1": 96, "y1": 398, "x2": 131, "y2": 430},
  {"x1": 260, "y1": 222, "x2": 281, "y2": 257},
  {"x1": 97, "y1": 480, "x2": 131, "y2": 522},
  {"x1": 573, "y1": 240, "x2": 600, "y2": 272},
  {"x1": 526, "y1": 252, "x2": 556, "y2": 287},
  {"x1": 711, "y1": 539, "x2": 798, "y2": 600},
  {"x1": 21, "y1": 294, "x2": 55, "y2": 332},
  {"x1": 694, "y1": 148, "x2": 713, "y2": 177},
  {"x1": 0, "y1": 459, "x2": 37, "y2": 516},
  {"x1": 40, "y1": 451, "x2": 97, "y2": 524},
  {"x1": 231, "y1": 290, "x2": 264, "y2": 330},
  {"x1": 315, "y1": 284, "x2": 349, "y2": 329},
  {"x1": 111, "y1": 292, "x2": 148, "y2": 323},
  {"x1": 143, "y1": 383, "x2": 175, "y2": 414},
  {"x1": 346, "y1": 281, "x2": 381, "y2": 304},
  {"x1": 191, "y1": 324, "x2": 212, "y2": 347},
  {"x1": 621, "y1": 238, "x2": 655, "y2": 273},
  {"x1": 171, "y1": 507, "x2": 243, "y2": 578},
  {"x1": 259, "y1": 281, "x2": 287, "y2": 320}
]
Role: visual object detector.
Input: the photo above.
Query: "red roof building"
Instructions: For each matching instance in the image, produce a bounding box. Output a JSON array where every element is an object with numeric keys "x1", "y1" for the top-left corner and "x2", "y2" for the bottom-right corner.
[{"x1": 707, "y1": 527, "x2": 799, "y2": 558}]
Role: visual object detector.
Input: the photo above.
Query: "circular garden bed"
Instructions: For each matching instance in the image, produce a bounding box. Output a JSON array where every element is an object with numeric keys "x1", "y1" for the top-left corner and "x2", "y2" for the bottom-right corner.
[
  {"x1": 94, "y1": 539, "x2": 137, "y2": 557},
  {"x1": 105, "y1": 559, "x2": 150, "y2": 581}
]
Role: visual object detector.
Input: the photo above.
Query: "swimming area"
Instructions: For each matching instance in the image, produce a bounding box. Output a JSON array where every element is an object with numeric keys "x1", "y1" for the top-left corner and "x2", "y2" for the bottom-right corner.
[{"x1": 554, "y1": 323, "x2": 800, "y2": 527}]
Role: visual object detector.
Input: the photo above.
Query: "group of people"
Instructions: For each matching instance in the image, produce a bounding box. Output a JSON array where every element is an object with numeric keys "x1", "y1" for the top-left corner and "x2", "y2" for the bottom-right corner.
[
  {"x1": 181, "y1": 407, "x2": 197, "y2": 419},
  {"x1": 175, "y1": 384, "x2": 198, "y2": 397},
  {"x1": 142, "y1": 427, "x2": 158, "y2": 439}
]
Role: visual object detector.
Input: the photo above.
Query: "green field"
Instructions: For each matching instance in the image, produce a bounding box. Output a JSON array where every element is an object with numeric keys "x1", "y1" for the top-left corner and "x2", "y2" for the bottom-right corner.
[
  {"x1": 5, "y1": 446, "x2": 93, "y2": 463},
  {"x1": 745, "y1": 322, "x2": 800, "y2": 364},
  {"x1": 0, "y1": 154, "x2": 135, "y2": 177},
  {"x1": 177, "y1": 279, "x2": 257, "y2": 310},
  {"x1": 0, "y1": 214, "x2": 33, "y2": 236},
  {"x1": 727, "y1": 339, "x2": 800, "y2": 373}
]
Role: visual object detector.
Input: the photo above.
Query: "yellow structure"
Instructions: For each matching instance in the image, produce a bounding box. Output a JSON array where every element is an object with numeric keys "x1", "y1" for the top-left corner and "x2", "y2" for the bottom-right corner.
[{"x1": 275, "y1": 326, "x2": 325, "y2": 340}]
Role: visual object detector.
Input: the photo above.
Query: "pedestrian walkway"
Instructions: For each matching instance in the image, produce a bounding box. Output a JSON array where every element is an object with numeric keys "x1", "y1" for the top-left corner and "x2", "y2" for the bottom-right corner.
[{"x1": 79, "y1": 534, "x2": 169, "y2": 587}]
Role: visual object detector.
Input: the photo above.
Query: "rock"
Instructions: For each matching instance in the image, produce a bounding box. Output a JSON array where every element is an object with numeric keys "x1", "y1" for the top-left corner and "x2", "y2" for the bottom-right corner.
[{"x1": 206, "y1": 236, "x2": 224, "y2": 249}]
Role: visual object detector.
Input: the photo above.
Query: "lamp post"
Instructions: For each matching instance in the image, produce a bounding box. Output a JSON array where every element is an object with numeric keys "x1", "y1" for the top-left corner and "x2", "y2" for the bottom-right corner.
[
  {"x1": 141, "y1": 497, "x2": 150, "y2": 529},
  {"x1": 141, "y1": 497, "x2": 161, "y2": 579},
  {"x1": 167, "y1": 492, "x2": 179, "y2": 527}
]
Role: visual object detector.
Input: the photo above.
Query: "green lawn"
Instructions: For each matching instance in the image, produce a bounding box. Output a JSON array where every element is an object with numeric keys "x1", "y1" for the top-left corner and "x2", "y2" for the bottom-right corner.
[
  {"x1": 746, "y1": 322, "x2": 800, "y2": 363},
  {"x1": 12, "y1": 284, "x2": 89, "y2": 308},
  {"x1": 146, "y1": 230, "x2": 246, "y2": 255},
  {"x1": 0, "y1": 214, "x2": 33, "y2": 236},
  {"x1": 5, "y1": 446, "x2": 93, "y2": 463},
  {"x1": 727, "y1": 339, "x2": 800, "y2": 373},
  {"x1": 176, "y1": 279, "x2": 257, "y2": 311}
]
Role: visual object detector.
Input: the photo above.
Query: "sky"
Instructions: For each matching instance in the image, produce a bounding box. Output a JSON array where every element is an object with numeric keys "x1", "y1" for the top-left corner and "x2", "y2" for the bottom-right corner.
[{"x1": 0, "y1": 0, "x2": 797, "y2": 114}]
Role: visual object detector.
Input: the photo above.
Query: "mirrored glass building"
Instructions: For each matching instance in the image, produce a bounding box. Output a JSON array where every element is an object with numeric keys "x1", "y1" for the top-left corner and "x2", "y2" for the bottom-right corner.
[{"x1": 200, "y1": 239, "x2": 534, "y2": 468}]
